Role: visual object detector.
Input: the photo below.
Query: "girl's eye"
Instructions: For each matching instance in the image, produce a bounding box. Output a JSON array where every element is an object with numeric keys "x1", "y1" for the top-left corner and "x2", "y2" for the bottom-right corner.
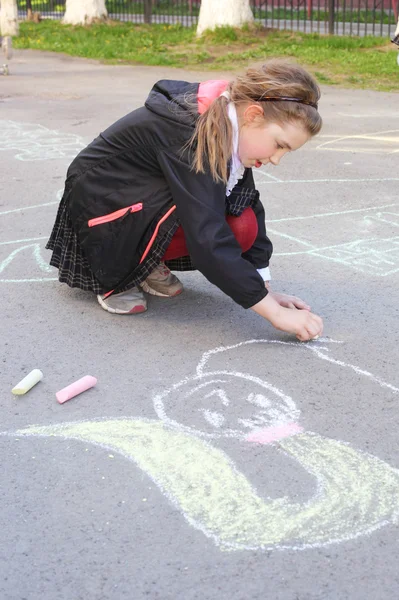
[{"x1": 276, "y1": 143, "x2": 283, "y2": 150}]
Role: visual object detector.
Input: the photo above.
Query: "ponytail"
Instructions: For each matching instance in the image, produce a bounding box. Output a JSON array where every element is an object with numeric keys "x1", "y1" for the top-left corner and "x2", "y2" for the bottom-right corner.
[
  {"x1": 189, "y1": 59, "x2": 322, "y2": 184},
  {"x1": 190, "y1": 94, "x2": 233, "y2": 184}
]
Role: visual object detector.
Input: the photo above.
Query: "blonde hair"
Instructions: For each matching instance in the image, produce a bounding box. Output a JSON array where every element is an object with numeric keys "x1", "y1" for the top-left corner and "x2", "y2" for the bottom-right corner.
[{"x1": 190, "y1": 59, "x2": 322, "y2": 184}]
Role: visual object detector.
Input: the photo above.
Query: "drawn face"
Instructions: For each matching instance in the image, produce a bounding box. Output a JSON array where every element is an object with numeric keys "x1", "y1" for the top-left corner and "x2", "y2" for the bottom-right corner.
[
  {"x1": 154, "y1": 373, "x2": 300, "y2": 439},
  {"x1": 237, "y1": 108, "x2": 309, "y2": 169}
]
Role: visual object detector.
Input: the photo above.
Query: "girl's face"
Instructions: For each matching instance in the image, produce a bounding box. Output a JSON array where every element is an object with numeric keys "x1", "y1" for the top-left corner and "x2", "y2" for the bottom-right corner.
[{"x1": 237, "y1": 105, "x2": 310, "y2": 169}]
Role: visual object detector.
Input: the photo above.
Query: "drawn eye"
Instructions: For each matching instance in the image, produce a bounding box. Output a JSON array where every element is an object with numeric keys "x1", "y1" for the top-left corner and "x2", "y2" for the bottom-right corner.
[
  {"x1": 199, "y1": 409, "x2": 225, "y2": 428},
  {"x1": 247, "y1": 393, "x2": 271, "y2": 408},
  {"x1": 204, "y1": 389, "x2": 230, "y2": 406}
]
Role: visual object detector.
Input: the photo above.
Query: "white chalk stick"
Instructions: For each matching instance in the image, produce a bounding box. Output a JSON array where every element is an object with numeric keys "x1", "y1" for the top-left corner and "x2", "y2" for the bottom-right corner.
[
  {"x1": 56, "y1": 375, "x2": 97, "y2": 404},
  {"x1": 12, "y1": 369, "x2": 43, "y2": 395}
]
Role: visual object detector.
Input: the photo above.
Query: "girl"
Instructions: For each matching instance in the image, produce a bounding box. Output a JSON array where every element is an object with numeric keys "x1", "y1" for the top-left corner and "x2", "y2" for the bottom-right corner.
[
  {"x1": 47, "y1": 59, "x2": 323, "y2": 342},
  {"x1": 392, "y1": 18, "x2": 399, "y2": 53}
]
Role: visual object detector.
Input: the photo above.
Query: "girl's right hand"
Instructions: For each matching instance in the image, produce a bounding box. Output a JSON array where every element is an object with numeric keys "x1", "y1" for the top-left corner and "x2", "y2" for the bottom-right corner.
[
  {"x1": 251, "y1": 293, "x2": 323, "y2": 341},
  {"x1": 272, "y1": 305, "x2": 323, "y2": 341}
]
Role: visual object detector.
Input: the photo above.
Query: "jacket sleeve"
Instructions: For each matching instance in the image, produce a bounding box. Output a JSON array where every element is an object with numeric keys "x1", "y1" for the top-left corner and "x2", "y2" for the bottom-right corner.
[
  {"x1": 239, "y1": 169, "x2": 273, "y2": 271},
  {"x1": 157, "y1": 147, "x2": 268, "y2": 309}
]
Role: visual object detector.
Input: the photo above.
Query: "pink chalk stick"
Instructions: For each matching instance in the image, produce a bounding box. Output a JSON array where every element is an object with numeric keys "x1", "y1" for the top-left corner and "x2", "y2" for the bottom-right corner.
[
  {"x1": 245, "y1": 422, "x2": 304, "y2": 445},
  {"x1": 56, "y1": 375, "x2": 97, "y2": 404}
]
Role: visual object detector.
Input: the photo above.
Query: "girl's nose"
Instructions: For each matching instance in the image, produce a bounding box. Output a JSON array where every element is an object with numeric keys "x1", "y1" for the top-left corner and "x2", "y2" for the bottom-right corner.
[
  {"x1": 270, "y1": 149, "x2": 287, "y2": 166},
  {"x1": 269, "y1": 154, "x2": 281, "y2": 166}
]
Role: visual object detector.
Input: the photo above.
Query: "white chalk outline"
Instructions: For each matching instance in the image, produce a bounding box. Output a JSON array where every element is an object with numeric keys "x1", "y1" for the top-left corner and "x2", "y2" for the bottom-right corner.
[
  {"x1": 256, "y1": 177, "x2": 399, "y2": 184},
  {"x1": 316, "y1": 129, "x2": 399, "y2": 154},
  {"x1": 267, "y1": 204, "x2": 399, "y2": 276},
  {"x1": 0, "y1": 190, "x2": 63, "y2": 282},
  {"x1": 266, "y1": 203, "x2": 399, "y2": 223},
  {"x1": 0, "y1": 242, "x2": 57, "y2": 283},
  {"x1": 0, "y1": 120, "x2": 86, "y2": 161},
  {"x1": 3, "y1": 338, "x2": 399, "y2": 553},
  {"x1": 0, "y1": 201, "x2": 59, "y2": 217}
]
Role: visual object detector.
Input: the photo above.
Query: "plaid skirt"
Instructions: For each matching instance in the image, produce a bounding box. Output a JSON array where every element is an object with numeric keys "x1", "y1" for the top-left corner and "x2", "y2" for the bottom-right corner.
[
  {"x1": 46, "y1": 184, "x2": 259, "y2": 294},
  {"x1": 46, "y1": 194, "x2": 181, "y2": 294},
  {"x1": 46, "y1": 195, "x2": 104, "y2": 293}
]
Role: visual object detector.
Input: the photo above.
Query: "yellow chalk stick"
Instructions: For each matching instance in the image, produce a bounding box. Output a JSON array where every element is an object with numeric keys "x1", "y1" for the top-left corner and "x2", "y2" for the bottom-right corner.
[{"x1": 12, "y1": 369, "x2": 43, "y2": 395}]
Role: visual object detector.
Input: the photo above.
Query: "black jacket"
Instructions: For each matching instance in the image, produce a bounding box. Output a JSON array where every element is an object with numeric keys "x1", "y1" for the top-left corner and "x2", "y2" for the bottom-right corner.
[{"x1": 65, "y1": 79, "x2": 272, "y2": 308}]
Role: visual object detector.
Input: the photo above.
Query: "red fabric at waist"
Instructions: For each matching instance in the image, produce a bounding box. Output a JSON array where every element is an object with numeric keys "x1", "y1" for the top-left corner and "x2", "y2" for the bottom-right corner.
[{"x1": 162, "y1": 207, "x2": 258, "y2": 261}]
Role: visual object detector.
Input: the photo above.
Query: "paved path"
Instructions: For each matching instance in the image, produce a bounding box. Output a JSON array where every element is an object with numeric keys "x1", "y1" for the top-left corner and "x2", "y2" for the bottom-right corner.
[{"x1": 0, "y1": 50, "x2": 399, "y2": 600}]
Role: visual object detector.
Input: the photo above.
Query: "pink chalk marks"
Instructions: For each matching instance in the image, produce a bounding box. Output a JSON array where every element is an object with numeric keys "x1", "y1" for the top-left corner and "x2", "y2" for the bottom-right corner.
[
  {"x1": 56, "y1": 375, "x2": 97, "y2": 404},
  {"x1": 246, "y1": 422, "x2": 304, "y2": 445}
]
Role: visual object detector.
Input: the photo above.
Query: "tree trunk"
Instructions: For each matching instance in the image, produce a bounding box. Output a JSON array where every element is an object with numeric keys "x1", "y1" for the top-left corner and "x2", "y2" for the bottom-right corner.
[
  {"x1": 63, "y1": 0, "x2": 108, "y2": 25},
  {"x1": 196, "y1": 0, "x2": 254, "y2": 36},
  {"x1": 144, "y1": 0, "x2": 152, "y2": 24},
  {"x1": 0, "y1": 0, "x2": 19, "y2": 37}
]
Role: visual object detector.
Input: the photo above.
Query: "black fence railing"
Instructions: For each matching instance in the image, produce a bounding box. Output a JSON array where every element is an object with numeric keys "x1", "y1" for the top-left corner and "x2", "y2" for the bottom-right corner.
[{"x1": 17, "y1": 0, "x2": 399, "y2": 37}]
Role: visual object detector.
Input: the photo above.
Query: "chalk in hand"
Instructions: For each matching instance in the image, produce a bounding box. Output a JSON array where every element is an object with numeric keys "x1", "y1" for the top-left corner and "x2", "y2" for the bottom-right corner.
[
  {"x1": 12, "y1": 369, "x2": 43, "y2": 395},
  {"x1": 56, "y1": 375, "x2": 97, "y2": 404}
]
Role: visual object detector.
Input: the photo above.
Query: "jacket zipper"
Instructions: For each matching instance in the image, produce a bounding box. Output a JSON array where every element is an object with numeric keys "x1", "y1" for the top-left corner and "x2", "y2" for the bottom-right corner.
[
  {"x1": 88, "y1": 202, "x2": 143, "y2": 228},
  {"x1": 139, "y1": 205, "x2": 176, "y2": 264},
  {"x1": 102, "y1": 204, "x2": 177, "y2": 301}
]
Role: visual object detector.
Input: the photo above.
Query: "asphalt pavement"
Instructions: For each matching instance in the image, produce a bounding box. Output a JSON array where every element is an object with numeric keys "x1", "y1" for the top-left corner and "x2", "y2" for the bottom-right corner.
[{"x1": 0, "y1": 50, "x2": 399, "y2": 600}]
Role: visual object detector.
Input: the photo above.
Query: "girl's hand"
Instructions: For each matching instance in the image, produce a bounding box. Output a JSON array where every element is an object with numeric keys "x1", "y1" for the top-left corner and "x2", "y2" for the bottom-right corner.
[
  {"x1": 251, "y1": 293, "x2": 323, "y2": 341},
  {"x1": 268, "y1": 291, "x2": 311, "y2": 311},
  {"x1": 264, "y1": 282, "x2": 311, "y2": 311},
  {"x1": 272, "y1": 306, "x2": 323, "y2": 341}
]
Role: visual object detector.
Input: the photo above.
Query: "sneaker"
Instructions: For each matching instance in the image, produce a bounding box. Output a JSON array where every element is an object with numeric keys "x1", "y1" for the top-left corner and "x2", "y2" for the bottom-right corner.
[
  {"x1": 97, "y1": 287, "x2": 147, "y2": 314},
  {"x1": 140, "y1": 262, "x2": 183, "y2": 297}
]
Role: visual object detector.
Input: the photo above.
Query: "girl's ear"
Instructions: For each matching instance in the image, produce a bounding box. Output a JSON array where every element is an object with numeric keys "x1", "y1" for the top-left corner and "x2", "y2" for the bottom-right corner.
[{"x1": 242, "y1": 104, "x2": 264, "y2": 125}]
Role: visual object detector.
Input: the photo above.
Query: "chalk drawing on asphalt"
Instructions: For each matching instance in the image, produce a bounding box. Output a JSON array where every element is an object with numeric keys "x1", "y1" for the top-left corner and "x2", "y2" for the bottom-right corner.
[
  {"x1": 5, "y1": 339, "x2": 399, "y2": 552},
  {"x1": 0, "y1": 189, "x2": 63, "y2": 217},
  {"x1": 337, "y1": 112, "x2": 399, "y2": 119},
  {"x1": 253, "y1": 173, "x2": 399, "y2": 185},
  {"x1": 316, "y1": 130, "x2": 399, "y2": 154},
  {"x1": 0, "y1": 241, "x2": 57, "y2": 283},
  {"x1": 271, "y1": 232, "x2": 399, "y2": 276},
  {"x1": 0, "y1": 190, "x2": 63, "y2": 283},
  {"x1": 266, "y1": 206, "x2": 399, "y2": 276},
  {"x1": 0, "y1": 120, "x2": 86, "y2": 161}
]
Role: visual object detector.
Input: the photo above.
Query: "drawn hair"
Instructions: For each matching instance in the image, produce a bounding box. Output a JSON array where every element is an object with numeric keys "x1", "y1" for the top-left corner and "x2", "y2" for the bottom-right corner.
[{"x1": 190, "y1": 59, "x2": 322, "y2": 184}]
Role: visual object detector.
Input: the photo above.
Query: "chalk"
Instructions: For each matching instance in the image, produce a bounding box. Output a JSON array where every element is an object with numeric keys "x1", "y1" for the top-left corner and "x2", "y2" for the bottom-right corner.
[
  {"x1": 246, "y1": 422, "x2": 304, "y2": 445},
  {"x1": 312, "y1": 335, "x2": 320, "y2": 340},
  {"x1": 12, "y1": 369, "x2": 43, "y2": 395},
  {"x1": 56, "y1": 375, "x2": 97, "y2": 404}
]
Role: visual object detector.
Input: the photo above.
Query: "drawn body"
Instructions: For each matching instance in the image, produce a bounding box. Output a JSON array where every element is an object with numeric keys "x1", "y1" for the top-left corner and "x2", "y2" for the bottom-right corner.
[
  {"x1": 0, "y1": 120, "x2": 85, "y2": 161},
  {"x1": 11, "y1": 340, "x2": 399, "y2": 552}
]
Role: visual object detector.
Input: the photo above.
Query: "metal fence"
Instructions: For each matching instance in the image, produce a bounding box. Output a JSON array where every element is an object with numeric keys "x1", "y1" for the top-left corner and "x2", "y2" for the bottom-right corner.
[{"x1": 17, "y1": 0, "x2": 399, "y2": 38}]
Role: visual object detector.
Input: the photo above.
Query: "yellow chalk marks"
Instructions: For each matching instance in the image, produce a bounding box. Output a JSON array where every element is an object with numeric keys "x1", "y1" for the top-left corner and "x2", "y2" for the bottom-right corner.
[
  {"x1": 18, "y1": 419, "x2": 399, "y2": 550},
  {"x1": 317, "y1": 130, "x2": 399, "y2": 154}
]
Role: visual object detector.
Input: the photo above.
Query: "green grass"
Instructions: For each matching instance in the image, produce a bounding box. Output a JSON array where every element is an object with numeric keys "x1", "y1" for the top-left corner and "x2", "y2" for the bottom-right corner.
[{"x1": 13, "y1": 20, "x2": 399, "y2": 91}]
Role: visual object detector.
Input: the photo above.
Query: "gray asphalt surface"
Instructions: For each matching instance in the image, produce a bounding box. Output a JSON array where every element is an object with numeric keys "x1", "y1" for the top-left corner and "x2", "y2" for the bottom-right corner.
[{"x1": 1, "y1": 50, "x2": 399, "y2": 600}]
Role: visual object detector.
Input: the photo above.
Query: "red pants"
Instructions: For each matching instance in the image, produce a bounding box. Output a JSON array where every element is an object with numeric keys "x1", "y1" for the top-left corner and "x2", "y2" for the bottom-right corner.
[{"x1": 162, "y1": 207, "x2": 258, "y2": 261}]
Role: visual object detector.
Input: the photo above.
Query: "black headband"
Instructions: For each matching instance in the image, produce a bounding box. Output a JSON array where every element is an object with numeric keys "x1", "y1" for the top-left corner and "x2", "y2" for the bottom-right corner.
[{"x1": 259, "y1": 96, "x2": 318, "y2": 110}]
